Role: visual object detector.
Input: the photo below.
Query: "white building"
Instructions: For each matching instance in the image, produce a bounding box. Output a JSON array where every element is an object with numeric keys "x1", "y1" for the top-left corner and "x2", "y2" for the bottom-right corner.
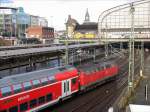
[{"x1": 39, "y1": 17, "x2": 48, "y2": 27}]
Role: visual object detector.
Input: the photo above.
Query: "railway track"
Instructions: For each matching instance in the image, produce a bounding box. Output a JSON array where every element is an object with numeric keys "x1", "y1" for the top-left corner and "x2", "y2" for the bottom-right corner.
[
  {"x1": 41, "y1": 55, "x2": 130, "y2": 112},
  {"x1": 89, "y1": 59, "x2": 141, "y2": 112},
  {"x1": 69, "y1": 71, "x2": 127, "y2": 112},
  {"x1": 67, "y1": 57, "x2": 140, "y2": 112},
  {"x1": 41, "y1": 51, "x2": 142, "y2": 112},
  {"x1": 43, "y1": 53, "x2": 142, "y2": 112}
]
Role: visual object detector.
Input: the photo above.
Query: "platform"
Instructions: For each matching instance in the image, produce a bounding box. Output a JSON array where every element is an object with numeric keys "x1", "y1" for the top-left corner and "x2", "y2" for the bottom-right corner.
[
  {"x1": 0, "y1": 43, "x2": 100, "y2": 59},
  {"x1": 130, "y1": 55, "x2": 150, "y2": 105}
]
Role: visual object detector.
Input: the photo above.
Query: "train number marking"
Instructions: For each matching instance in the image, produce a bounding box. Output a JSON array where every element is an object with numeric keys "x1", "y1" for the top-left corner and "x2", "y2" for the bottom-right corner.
[{"x1": 18, "y1": 95, "x2": 30, "y2": 101}]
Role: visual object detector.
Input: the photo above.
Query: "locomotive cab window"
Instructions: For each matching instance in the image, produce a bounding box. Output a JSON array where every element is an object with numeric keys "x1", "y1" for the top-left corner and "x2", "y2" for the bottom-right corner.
[
  {"x1": 20, "y1": 102, "x2": 28, "y2": 112},
  {"x1": 1, "y1": 86, "x2": 12, "y2": 97},
  {"x1": 13, "y1": 84, "x2": 22, "y2": 94},
  {"x1": 9, "y1": 106, "x2": 18, "y2": 112},
  {"x1": 71, "y1": 78, "x2": 77, "y2": 84},
  {"x1": 23, "y1": 82, "x2": 32, "y2": 90}
]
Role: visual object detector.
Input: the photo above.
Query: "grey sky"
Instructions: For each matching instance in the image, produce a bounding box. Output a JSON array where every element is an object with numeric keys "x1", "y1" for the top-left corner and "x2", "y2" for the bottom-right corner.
[{"x1": 14, "y1": 0, "x2": 136, "y2": 30}]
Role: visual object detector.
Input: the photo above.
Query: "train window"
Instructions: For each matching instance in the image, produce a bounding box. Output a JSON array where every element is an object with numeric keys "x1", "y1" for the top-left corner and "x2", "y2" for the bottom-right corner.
[
  {"x1": 9, "y1": 106, "x2": 18, "y2": 112},
  {"x1": 32, "y1": 80, "x2": 40, "y2": 87},
  {"x1": 71, "y1": 78, "x2": 76, "y2": 84},
  {"x1": 110, "y1": 64, "x2": 114, "y2": 67},
  {"x1": 38, "y1": 96, "x2": 45, "y2": 104},
  {"x1": 102, "y1": 65, "x2": 106, "y2": 69},
  {"x1": 48, "y1": 76, "x2": 55, "y2": 83},
  {"x1": 20, "y1": 102, "x2": 28, "y2": 112},
  {"x1": 59, "y1": 67, "x2": 66, "y2": 71},
  {"x1": 112, "y1": 64, "x2": 115, "y2": 67},
  {"x1": 23, "y1": 82, "x2": 32, "y2": 90},
  {"x1": 64, "y1": 82, "x2": 66, "y2": 92},
  {"x1": 13, "y1": 84, "x2": 22, "y2": 94},
  {"x1": 1, "y1": 86, "x2": 11, "y2": 97},
  {"x1": 85, "y1": 71, "x2": 90, "y2": 74},
  {"x1": 41, "y1": 78, "x2": 48, "y2": 85},
  {"x1": 46, "y1": 94, "x2": 52, "y2": 102},
  {"x1": 106, "y1": 65, "x2": 110, "y2": 68},
  {"x1": 96, "y1": 67, "x2": 100, "y2": 71},
  {"x1": 30, "y1": 99, "x2": 37, "y2": 108},
  {"x1": 67, "y1": 81, "x2": 69, "y2": 91}
]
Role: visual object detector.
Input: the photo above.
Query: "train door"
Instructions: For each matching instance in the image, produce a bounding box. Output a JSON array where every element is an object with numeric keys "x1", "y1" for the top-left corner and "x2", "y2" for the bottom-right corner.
[{"x1": 62, "y1": 79, "x2": 71, "y2": 98}]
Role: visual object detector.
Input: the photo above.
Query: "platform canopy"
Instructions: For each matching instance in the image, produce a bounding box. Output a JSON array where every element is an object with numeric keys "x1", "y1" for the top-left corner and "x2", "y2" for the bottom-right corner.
[{"x1": 98, "y1": 0, "x2": 150, "y2": 39}]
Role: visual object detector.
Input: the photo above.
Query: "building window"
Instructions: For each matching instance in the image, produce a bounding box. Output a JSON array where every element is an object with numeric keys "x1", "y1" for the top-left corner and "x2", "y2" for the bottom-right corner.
[
  {"x1": 20, "y1": 102, "x2": 28, "y2": 112},
  {"x1": 46, "y1": 93, "x2": 52, "y2": 102},
  {"x1": 38, "y1": 96, "x2": 45, "y2": 104},
  {"x1": 30, "y1": 99, "x2": 37, "y2": 108},
  {"x1": 9, "y1": 106, "x2": 18, "y2": 112}
]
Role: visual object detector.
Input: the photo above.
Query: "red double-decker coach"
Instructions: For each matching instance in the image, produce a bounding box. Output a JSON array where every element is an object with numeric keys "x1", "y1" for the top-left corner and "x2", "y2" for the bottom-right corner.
[
  {"x1": 0, "y1": 65, "x2": 79, "y2": 112},
  {"x1": 0, "y1": 61, "x2": 119, "y2": 112}
]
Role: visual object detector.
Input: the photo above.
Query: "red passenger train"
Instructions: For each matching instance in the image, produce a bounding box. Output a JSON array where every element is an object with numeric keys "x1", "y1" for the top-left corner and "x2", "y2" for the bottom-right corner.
[{"x1": 0, "y1": 61, "x2": 119, "y2": 112}]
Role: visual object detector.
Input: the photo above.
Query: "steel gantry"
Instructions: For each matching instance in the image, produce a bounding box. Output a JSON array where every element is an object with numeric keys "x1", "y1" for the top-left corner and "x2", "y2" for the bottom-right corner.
[
  {"x1": 140, "y1": 41, "x2": 144, "y2": 77},
  {"x1": 98, "y1": 0, "x2": 150, "y2": 93},
  {"x1": 128, "y1": 3, "x2": 135, "y2": 92}
]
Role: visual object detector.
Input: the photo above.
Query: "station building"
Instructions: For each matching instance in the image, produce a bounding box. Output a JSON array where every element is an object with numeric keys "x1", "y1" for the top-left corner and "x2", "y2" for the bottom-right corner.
[
  {"x1": 65, "y1": 15, "x2": 79, "y2": 38},
  {"x1": 66, "y1": 9, "x2": 98, "y2": 39}
]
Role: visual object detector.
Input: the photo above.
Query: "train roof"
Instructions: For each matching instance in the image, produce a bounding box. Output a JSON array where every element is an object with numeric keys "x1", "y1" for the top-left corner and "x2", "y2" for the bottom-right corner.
[
  {"x1": 0, "y1": 65, "x2": 75, "y2": 88},
  {"x1": 77, "y1": 60, "x2": 116, "y2": 72}
]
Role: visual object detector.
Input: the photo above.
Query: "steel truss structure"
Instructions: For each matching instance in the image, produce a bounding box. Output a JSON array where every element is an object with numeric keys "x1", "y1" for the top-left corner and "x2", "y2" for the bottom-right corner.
[
  {"x1": 98, "y1": 0, "x2": 150, "y2": 38},
  {"x1": 98, "y1": 0, "x2": 149, "y2": 91}
]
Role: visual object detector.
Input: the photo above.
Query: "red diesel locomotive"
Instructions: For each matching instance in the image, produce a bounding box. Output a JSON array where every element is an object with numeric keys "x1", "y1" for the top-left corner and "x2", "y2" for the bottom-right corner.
[{"x1": 0, "y1": 61, "x2": 119, "y2": 112}]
